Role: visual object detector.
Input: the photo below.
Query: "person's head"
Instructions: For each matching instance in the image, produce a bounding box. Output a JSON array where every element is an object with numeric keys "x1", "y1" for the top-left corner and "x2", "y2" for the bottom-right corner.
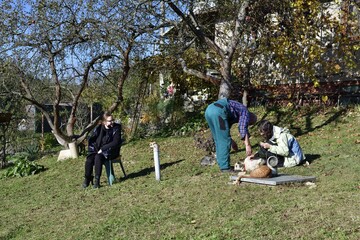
[
  {"x1": 102, "y1": 111, "x2": 114, "y2": 129},
  {"x1": 258, "y1": 120, "x2": 273, "y2": 140},
  {"x1": 248, "y1": 112, "x2": 257, "y2": 126}
]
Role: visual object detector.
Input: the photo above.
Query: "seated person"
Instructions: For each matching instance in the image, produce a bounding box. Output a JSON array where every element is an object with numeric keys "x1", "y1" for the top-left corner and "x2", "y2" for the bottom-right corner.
[
  {"x1": 253, "y1": 120, "x2": 305, "y2": 167},
  {"x1": 82, "y1": 111, "x2": 122, "y2": 189}
]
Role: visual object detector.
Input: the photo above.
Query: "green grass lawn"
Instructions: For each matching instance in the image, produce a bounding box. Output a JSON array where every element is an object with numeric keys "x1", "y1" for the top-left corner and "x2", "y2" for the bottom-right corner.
[{"x1": 1, "y1": 106, "x2": 360, "y2": 240}]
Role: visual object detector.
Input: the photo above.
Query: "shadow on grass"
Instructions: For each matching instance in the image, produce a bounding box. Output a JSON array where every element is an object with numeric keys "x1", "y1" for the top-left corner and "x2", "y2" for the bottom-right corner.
[
  {"x1": 305, "y1": 154, "x2": 321, "y2": 164},
  {"x1": 254, "y1": 106, "x2": 347, "y2": 139},
  {"x1": 303, "y1": 108, "x2": 347, "y2": 135},
  {"x1": 119, "y1": 159, "x2": 184, "y2": 181}
]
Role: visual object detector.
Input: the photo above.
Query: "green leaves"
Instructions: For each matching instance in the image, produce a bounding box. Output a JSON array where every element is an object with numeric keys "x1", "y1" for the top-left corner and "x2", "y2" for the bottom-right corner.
[{"x1": 3, "y1": 154, "x2": 45, "y2": 178}]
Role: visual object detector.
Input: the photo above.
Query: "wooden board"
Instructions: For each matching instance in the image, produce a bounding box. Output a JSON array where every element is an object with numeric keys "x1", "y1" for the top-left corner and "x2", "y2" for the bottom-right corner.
[{"x1": 230, "y1": 174, "x2": 316, "y2": 186}]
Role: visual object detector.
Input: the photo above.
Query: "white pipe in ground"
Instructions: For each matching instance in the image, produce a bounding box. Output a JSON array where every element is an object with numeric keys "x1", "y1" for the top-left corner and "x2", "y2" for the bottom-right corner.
[{"x1": 150, "y1": 142, "x2": 161, "y2": 181}]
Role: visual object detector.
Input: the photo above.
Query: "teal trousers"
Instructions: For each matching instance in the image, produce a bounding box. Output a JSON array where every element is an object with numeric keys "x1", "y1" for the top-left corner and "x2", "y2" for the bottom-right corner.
[{"x1": 204, "y1": 98, "x2": 231, "y2": 170}]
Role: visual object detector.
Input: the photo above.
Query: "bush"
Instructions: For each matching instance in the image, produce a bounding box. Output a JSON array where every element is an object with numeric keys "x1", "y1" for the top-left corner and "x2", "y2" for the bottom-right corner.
[
  {"x1": 2, "y1": 153, "x2": 45, "y2": 178},
  {"x1": 24, "y1": 143, "x2": 40, "y2": 158},
  {"x1": 176, "y1": 119, "x2": 206, "y2": 136},
  {"x1": 40, "y1": 133, "x2": 59, "y2": 151}
]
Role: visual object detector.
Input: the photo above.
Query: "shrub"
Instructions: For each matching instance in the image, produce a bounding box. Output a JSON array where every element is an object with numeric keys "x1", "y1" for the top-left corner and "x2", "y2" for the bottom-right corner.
[
  {"x1": 40, "y1": 133, "x2": 59, "y2": 151},
  {"x1": 2, "y1": 153, "x2": 45, "y2": 178}
]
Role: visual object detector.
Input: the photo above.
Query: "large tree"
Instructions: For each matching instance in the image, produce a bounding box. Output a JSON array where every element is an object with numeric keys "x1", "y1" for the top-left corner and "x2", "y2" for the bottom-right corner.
[
  {"x1": 162, "y1": 0, "x2": 286, "y2": 101},
  {"x1": 162, "y1": 0, "x2": 356, "y2": 103},
  {"x1": 0, "y1": 0, "x2": 164, "y2": 158}
]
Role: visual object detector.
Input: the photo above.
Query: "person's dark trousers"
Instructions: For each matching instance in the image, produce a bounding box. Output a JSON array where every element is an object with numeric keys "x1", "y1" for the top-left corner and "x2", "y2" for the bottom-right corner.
[
  {"x1": 85, "y1": 153, "x2": 106, "y2": 178},
  {"x1": 254, "y1": 141, "x2": 284, "y2": 167}
]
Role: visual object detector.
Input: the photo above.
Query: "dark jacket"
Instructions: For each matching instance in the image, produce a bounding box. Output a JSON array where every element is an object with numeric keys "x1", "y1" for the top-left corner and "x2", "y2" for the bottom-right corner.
[{"x1": 87, "y1": 123, "x2": 122, "y2": 160}]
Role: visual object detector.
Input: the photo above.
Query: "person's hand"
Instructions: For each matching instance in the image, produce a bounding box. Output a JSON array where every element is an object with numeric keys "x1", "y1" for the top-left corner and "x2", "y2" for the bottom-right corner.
[
  {"x1": 260, "y1": 142, "x2": 270, "y2": 149},
  {"x1": 245, "y1": 145, "x2": 252, "y2": 156}
]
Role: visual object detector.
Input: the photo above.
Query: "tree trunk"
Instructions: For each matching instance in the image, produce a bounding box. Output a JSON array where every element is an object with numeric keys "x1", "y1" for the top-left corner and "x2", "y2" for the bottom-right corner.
[
  {"x1": 0, "y1": 125, "x2": 6, "y2": 169},
  {"x1": 0, "y1": 113, "x2": 11, "y2": 168},
  {"x1": 53, "y1": 132, "x2": 79, "y2": 160},
  {"x1": 218, "y1": 59, "x2": 233, "y2": 99},
  {"x1": 242, "y1": 89, "x2": 249, "y2": 107},
  {"x1": 218, "y1": 79, "x2": 232, "y2": 99},
  {"x1": 57, "y1": 142, "x2": 79, "y2": 161}
]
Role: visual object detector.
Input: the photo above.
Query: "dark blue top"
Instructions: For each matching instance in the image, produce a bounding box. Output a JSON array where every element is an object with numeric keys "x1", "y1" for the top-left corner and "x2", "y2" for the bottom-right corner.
[{"x1": 228, "y1": 100, "x2": 250, "y2": 140}]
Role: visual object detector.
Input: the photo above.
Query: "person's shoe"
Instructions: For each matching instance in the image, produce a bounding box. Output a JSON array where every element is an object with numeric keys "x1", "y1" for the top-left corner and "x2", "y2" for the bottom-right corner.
[
  {"x1": 93, "y1": 176, "x2": 101, "y2": 189},
  {"x1": 82, "y1": 176, "x2": 93, "y2": 188}
]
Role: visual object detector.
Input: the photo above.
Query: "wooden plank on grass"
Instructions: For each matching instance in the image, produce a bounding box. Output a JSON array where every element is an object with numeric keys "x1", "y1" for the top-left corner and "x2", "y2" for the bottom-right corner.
[{"x1": 231, "y1": 174, "x2": 316, "y2": 186}]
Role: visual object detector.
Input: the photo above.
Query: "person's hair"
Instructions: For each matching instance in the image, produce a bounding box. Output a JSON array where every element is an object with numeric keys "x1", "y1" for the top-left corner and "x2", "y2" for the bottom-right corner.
[
  {"x1": 248, "y1": 112, "x2": 257, "y2": 126},
  {"x1": 258, "y1": 120, "x2": 273, "y2": 140}
]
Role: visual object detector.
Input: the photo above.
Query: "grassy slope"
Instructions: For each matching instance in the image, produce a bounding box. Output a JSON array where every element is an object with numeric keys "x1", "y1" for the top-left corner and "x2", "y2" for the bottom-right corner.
[{"x1": 1, "y1": 106, "x2": 360, "y2": 240}]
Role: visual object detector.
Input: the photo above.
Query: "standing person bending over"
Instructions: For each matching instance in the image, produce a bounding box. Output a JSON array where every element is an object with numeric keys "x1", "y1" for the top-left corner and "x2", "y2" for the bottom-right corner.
[
  {"x1": 255, "y1": 120, "x2": 305, "y2": 167},
  {"x1": 82, "y1": 112, "x2": 122, "y2": 188},
  {"x1": 205, "y1": 98, "x2": 257, "y2": 172}
]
